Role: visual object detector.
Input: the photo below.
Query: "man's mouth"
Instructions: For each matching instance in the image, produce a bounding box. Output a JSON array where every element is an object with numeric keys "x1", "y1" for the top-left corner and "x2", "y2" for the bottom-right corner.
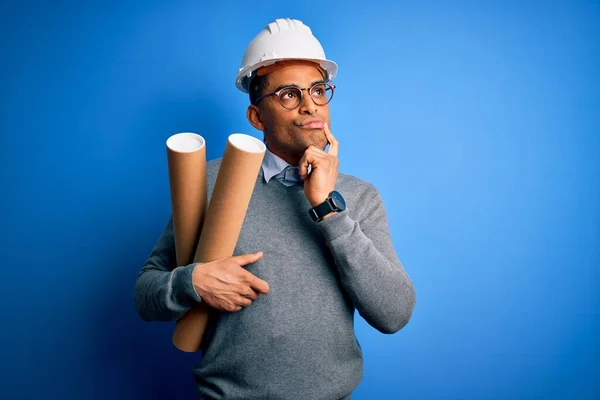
[{"x1": 296, "y1": 118, "x2": 324, "y2": 130}]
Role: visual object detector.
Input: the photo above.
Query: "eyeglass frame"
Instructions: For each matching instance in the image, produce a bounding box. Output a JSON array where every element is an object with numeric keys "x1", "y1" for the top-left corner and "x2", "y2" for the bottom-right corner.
[{"x1": 254, "y1": 81, "x2": 336, "y2": 109}]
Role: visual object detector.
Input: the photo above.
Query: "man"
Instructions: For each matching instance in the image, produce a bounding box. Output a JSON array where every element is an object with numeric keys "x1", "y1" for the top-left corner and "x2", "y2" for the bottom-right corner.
[{"x1": 135, "y1": 18, "x2": 416, "y2": 399}]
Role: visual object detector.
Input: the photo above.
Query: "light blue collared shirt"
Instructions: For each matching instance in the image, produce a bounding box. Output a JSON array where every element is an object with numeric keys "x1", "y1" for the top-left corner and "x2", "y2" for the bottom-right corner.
[{"x1": 261, "y1": 148, "x2": 302, "y2": 187}]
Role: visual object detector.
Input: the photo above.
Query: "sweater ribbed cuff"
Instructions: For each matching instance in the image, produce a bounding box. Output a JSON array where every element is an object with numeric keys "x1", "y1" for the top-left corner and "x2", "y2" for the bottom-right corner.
[{"x1": 172, "y1": 263, "x2": 203, "y2": 307}]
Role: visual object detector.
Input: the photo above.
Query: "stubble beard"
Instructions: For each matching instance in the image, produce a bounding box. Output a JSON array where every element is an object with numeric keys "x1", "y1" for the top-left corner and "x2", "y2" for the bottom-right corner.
[{"x1": 266, "y1": 127, "x2": 326, "y2": 165}]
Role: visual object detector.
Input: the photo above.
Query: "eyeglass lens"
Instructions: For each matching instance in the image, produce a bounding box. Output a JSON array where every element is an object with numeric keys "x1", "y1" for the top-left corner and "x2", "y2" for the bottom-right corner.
[{"x1": 278, "y1": 84, "x2": 333, "y2": 109}]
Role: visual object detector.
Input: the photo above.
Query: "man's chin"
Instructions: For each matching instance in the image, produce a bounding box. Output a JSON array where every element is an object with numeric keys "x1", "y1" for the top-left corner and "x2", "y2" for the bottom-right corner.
[
  {"x1": 296, "y1": 143, "x2": 326, "y2": 155},
  {"x1": 297, "y1": 134, "x2": 327, "y2": 151}
]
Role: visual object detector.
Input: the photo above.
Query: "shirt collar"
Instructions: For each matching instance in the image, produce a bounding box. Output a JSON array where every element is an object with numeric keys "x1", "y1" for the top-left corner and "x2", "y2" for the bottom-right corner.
[{"x1": 262, "y1": 147, "x2": 301, "y2": 184}]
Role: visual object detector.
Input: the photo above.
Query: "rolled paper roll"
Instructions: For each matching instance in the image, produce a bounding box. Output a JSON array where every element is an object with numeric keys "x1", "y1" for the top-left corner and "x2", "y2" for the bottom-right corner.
[
  {"x1": 166, "y1": 133, "x2": 207, "y2": 268},
  {"x1": 172, "y1": 133, "x2": 266, "y2": 353}
]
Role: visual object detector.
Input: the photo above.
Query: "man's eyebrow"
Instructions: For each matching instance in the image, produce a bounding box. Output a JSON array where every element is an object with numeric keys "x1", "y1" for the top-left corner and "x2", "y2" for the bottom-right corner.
[
  {"x1": 272, "y1": 83, "x2": 297, "y2": 92},
  {"x1": 311, "y1": 79, "x2": 327, "y2": 86},
  {"x1": 271, "y1": 79, "x2": 327, "y2": 93}
]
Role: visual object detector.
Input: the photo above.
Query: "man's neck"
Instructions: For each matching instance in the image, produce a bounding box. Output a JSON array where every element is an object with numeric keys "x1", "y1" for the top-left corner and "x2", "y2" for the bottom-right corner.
[{"x1": 266, "y1": 145, "x2": 300, "y2": 166}]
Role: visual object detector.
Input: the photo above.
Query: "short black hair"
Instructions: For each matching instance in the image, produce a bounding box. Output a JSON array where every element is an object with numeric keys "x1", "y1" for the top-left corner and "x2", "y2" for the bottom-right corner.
[{"x1": 248, "y1": 74, "x2": 269, "y2": 106}]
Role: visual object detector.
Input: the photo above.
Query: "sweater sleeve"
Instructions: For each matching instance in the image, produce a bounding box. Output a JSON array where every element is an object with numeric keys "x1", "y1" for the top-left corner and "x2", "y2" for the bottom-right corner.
[
  {"x1": 318, "y1": 187, "x2": 416, "y2": 334},
  {"x1": 134, "y1": 217, "x2": 202, "y2": 322}
]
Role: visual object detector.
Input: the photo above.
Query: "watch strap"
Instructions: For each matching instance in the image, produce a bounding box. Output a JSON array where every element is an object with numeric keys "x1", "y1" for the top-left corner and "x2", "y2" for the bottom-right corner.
[{"x1": 309, "y1": 196, "x2": 335, "y2": 222}]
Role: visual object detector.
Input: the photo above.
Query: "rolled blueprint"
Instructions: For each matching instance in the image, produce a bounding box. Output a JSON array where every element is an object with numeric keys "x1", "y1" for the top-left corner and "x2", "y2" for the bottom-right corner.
[
  {"x1": 166, "y1": 133, "x2": 207, "y2": 268},
  {"x1": 172, "y1": 133, "x2": 266, "y2": 352}
]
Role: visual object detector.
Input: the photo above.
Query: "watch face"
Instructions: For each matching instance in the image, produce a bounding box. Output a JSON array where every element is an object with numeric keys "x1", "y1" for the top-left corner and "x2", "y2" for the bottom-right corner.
[{"x1": 330, "y1": 191, "x2": 346, "y2": 211}]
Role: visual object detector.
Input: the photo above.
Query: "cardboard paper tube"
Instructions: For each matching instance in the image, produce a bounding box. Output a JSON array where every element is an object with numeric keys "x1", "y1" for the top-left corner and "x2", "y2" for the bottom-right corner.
[
  {"x1": 166, "y1": 133, "x2": 207, "y2": 268},
  {"x1": 172, "y1": 133, "x2": 266, "y2": 352}
]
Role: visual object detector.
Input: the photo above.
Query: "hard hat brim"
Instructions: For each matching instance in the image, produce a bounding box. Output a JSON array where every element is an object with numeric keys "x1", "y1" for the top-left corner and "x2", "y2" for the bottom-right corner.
[{"x1": 236, "y1": 58, "x2": 338, "y2": 93}]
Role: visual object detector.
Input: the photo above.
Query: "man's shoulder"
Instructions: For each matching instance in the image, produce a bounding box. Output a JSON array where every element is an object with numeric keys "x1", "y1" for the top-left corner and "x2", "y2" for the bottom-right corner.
[
  {"x1": 337, "y1": 171, "x2": 380, "y2": 202},
  {"x1": 338, "y1": 171, "x2": 377, "y2": 192},
  {"x1": 336, "y1": 172, "x2": 387, "y2": 220}
]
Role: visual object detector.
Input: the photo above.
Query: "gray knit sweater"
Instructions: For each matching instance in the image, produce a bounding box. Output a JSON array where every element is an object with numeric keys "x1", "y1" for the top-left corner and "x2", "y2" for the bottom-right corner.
[{"x1": 134, "y1": 158, "x2": 416, "y2": 400}]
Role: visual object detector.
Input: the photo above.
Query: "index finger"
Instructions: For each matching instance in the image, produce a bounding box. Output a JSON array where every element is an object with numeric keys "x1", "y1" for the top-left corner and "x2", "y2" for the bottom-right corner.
[
  {"x1": 231, "y1": 252, "x2": 263, "y2": 266},
  {"x1": 324, "y1": 122, "x2": 339, "y2": 157},
  {"x1": 245, "y1": 271, "x2": 270, "y2": 294}
]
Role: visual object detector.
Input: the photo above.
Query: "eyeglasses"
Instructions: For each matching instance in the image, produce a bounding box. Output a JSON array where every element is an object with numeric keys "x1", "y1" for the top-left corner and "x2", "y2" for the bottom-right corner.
[{"x1": 255, "y1": 82, "x2": 336, "y2": 110}]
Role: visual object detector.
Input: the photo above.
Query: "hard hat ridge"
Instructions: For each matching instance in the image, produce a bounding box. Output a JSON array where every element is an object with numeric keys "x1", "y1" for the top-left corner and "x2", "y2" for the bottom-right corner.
[{"x1": 236, "y1": 18, "x2": 338, "y2": 93}]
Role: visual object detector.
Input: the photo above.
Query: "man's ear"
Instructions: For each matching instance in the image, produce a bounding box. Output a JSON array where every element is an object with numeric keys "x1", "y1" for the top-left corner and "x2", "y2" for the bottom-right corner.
[{"x1": 247, "y1": 105, "x2": 265, "y2": 131}]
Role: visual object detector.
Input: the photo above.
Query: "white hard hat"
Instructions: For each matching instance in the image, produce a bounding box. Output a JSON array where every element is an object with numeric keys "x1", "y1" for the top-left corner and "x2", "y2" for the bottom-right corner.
[{"x1": 236, "y1": 18, "x2": 338, "y2": 93}]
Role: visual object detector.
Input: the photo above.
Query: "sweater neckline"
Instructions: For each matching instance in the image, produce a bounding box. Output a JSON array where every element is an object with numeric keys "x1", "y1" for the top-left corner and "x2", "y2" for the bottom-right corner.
[{"x1": 258, "y1": 168, "x2": 305, "y2": 194}]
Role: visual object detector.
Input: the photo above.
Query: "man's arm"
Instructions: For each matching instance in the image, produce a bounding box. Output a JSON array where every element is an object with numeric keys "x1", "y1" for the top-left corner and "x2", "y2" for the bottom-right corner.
[
  {"x1": 134, "y1": 217, "x2": 202, "y2": 322},
  {"x1": 134, "y1": 217, "x2": 270, "y2": 321},
  {"x1": 298, "y1": 123, "x2": 415, "y2": 334},
  {"x1": 318, "y1": 187, "x2": 416, "y2": 334}
]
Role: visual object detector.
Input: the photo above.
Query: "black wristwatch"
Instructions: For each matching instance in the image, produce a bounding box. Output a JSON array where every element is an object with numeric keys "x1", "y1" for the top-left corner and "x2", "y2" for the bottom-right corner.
[{"x1": 308, "y1": 191, "x2": 346, "y2": 222}]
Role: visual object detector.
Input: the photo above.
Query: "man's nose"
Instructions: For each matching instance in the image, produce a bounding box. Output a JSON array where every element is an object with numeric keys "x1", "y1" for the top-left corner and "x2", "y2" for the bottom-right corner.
[{"x1": 298, "y1": 91, "x2": 317, "y2": 114}]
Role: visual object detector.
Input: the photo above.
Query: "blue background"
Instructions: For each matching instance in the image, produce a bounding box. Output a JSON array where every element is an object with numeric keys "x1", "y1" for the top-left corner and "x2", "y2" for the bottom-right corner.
[{"x1": 1, "y1": 1, "x2": 598, "y2": 399}]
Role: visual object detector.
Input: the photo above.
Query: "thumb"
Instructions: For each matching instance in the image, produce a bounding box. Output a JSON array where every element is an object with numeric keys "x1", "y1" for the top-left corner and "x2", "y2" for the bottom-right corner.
[{"x1": 231, "y1": 251, "x2": 263, "y2": 266}]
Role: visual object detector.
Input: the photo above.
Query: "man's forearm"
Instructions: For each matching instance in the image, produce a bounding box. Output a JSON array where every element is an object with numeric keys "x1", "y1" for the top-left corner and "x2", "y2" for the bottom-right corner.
[
  {"x1": 319, "y1": 191, "x2": 416, "y2": 334},
  {"x1": 134, "y1": 218, "x2": 201, "y2": 322}
]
